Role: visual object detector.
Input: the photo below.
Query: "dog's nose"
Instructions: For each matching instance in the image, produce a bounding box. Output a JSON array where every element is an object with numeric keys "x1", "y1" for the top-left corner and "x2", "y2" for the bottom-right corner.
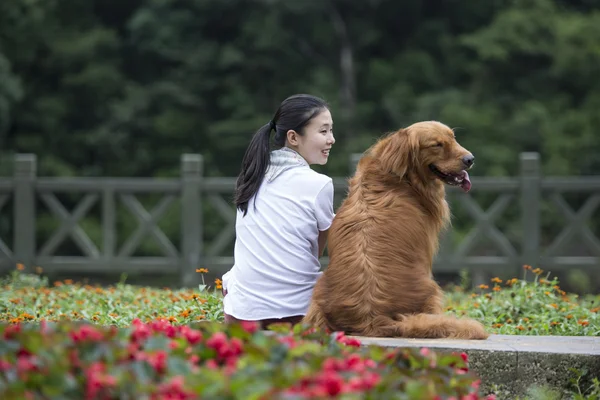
[{"x1": 462, "y1": 154, "x2": 475, "y2": 167}]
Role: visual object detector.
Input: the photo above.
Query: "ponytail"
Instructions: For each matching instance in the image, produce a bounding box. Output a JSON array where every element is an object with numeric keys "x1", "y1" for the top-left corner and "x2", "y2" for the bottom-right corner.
[{"x1": 234, "y1": 122, "x2": 273, "y2": 215}]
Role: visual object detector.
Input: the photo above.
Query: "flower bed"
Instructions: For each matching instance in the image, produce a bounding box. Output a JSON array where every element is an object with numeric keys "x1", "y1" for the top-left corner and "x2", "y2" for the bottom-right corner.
[
  {"x1": 0, "y1": 319, "x2": 494, "y2": 399},
  {"x1": 445, "y1": 266, "x2": 599, "y2": 336},
  {"x1": 1, "y1": 265, "x2": 597, "y2": 335}
]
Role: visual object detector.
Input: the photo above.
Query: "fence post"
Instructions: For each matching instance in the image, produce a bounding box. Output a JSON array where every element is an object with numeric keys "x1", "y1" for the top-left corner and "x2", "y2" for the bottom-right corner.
[
  {"x1": 349, "y1": 153, "x2": 362, "y2": 175},
  {"x1": 520, "y1": 152, "x2": 541, "y2": 274},
  {"x1": 13, "y1": 154, "x2": 37, "y2": 272},
  {"x1": 180, "y1": 154, "x2": 203, "y2": 288}
]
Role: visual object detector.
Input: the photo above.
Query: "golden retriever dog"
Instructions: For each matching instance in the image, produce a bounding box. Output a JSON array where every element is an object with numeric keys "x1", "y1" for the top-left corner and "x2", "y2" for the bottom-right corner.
[{"x1": 303, "y1": 121, "x2": 489, "y2": 339}]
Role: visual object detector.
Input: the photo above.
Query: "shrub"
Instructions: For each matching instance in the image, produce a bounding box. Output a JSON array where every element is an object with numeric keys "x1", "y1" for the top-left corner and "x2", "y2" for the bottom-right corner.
[{"x1": 0, "y1": 320, "x2": 495, "y2": 399}]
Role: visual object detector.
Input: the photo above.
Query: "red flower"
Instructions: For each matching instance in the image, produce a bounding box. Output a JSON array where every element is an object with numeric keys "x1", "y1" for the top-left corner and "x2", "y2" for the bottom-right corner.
[
  {"x1": 3, "y1": 324, "x2": 21, "y2": 339},
  {"x1": 146, "y1": 351, "x2": 168, "y2": 374},
  {"x1": 277, "y1": 335, "x2": 298, "y2": 348},
  {"x1": 240, "y1": 320, "x2": 259, "y2": 334},
  {"x1": 320, "y1": 370, "x2": 344, "y2": 396},
  {"x1": 153, "y1": 375, "x2": 196, "y2": 400},
  {"x1": 0, "y1": 358, "x2": 11, "y2": 372},
  {"x1": 334, "y1": 331, "x2": 361, "y2": 347},
  {"x1": 130, "y1": 319, "x2": 152, "y2": 344},
  {"x1": 70, "y1": 325, "x2": 104, "y2": 343},
  {"x1": 85, "y1": 362, "x2": 116, "y2": 399},
  {"x1": 179, "y1": 325, "x2": 202, "y2": 345}
]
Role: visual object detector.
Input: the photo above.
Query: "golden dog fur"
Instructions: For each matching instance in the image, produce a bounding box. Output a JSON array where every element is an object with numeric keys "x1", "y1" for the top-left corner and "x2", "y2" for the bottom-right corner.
[{"x1": 303, "y1": 121, "x2": 489, "y2": 339}]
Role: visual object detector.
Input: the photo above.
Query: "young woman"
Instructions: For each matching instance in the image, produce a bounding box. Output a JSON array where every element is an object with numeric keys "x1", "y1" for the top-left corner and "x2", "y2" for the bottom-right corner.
[{"x1": 221, "y1": 94, "x2": 336, "y2": 329}]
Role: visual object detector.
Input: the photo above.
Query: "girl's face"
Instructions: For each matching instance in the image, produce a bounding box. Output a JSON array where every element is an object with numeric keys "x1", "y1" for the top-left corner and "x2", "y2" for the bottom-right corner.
[{"x1": 287, "y1": 109, "x2": 335, "y2": 165}]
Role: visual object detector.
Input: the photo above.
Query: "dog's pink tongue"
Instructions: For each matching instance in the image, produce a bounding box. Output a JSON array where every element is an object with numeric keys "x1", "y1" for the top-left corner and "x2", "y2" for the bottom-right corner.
[{"x1": 460, "y1": 171, "x2": 472, "y2": 193}]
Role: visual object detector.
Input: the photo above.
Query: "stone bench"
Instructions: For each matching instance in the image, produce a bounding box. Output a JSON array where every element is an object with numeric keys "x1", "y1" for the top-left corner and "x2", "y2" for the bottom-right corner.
[{"x1": 353, "y1": 334, "x2": 600, "y2": 398}]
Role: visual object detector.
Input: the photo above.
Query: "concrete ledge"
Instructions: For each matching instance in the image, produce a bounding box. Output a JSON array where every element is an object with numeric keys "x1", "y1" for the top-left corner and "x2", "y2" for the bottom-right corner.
[{"x1": 352, "y1": 335, "x2": 600, "y2": 398}]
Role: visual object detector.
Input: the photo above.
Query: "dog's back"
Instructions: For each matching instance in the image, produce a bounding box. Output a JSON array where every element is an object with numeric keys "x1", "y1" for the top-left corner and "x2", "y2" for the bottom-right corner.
[{"x1": 303, "y1": 122, "x2": 489, "y2": 339}]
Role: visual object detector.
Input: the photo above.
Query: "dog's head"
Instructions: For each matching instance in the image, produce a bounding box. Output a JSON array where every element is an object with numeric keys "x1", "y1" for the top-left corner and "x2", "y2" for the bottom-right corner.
[{"x1": 375, "y1": 121, "x2": 474, "y2": 192}]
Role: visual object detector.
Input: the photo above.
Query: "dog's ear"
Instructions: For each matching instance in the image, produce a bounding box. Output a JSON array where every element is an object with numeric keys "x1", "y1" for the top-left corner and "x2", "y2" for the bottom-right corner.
[{"x1": 377, "y1": 129, "x2": 419, "y2": 178}]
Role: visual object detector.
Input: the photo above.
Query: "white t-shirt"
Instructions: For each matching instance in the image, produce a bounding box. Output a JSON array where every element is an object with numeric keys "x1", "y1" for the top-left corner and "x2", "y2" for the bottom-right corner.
[{"x1": 222, "y1": 163, "x2": 335, "y2": 320}]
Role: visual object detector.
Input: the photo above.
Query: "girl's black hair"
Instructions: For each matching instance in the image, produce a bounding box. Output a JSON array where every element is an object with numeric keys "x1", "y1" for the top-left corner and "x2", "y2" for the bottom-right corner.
[{"x1": 234, "y1": 94, "x2": 329, "y2": 215}]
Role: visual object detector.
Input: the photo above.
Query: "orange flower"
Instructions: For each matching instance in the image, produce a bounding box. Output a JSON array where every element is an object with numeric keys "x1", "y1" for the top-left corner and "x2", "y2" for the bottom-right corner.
[
  {"x1": 578, "y1": 320, "x2": 589, "y2": 327},
  {"x1": 492, "y1": 323, "x2": 503, "y2": 328},
  {"x1": 532, "y1": 268, "x2": 543, "y2": 275},
  {"x1": 493, "y1": 286, "x2": 501, "y2": 292},
  {"x1": 35, "y1": 266, "x2": 43, "y2": 274},
  {"x1": 167, "y1": 316, "x2": 178, "y2": 322},
  {"x1": 549, "y1": 303, "x2": 558, "y2": 309},
  {"x1": 550, "y1": 321, "x2": 559, "y2": 327},
  {"x1": 516, "y1": 325, "x2": 525, "y2": 331},
  {"x1": 19, "y1": 313, "x2": 34, "y2": 320},
  {"x1": 215, "y1": 278, "x2": 223, "y2": 290},
  {"x1": 180, "y1": 309, "x2": 192, "y2": 318},
  {"x1": 566, "y1": 314, "x2": 573, "y2": 320},
  {"x1": 16, "y1": 263, "x2": 25, "y2": 271},
  {"x1": 523, "y1": 264, "x2": 532, "y2": 270},
  {"x1": 478, "y1": 284, "x2": 489, "y2": 290},
  {"x1": 490, "y1": 277, "x2": 502, "y2": 284},
  {"x1": 522, "y1": 317, "x2": 530, "y2": 323},
  {"x1": 196, "y1": 268, "x2": 209, "y2": 273},
  {"x1": 64, "y1": 279, "x2": 73, "y2": 285},
  {"x1": 591, "y1": 307, "x2": 600, "y2": 313}
]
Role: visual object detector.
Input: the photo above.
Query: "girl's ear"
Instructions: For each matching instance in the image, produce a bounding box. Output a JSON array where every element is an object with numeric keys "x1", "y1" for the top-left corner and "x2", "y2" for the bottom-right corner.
[{"x1": 286, "y1": 130, "x2": 299, "y2": 146}]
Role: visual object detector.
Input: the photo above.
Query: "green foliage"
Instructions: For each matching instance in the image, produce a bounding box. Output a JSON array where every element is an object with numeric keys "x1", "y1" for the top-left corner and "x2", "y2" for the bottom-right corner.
[
  {"x1": 0, "y1": 319, "x2": 491, "y2": 399},
  {"x1": 2, "y1": 0, "x2": 600, "y2": 266},
  {"x1": 1, "y1": 0, "x2": 599, "y2": 178}
]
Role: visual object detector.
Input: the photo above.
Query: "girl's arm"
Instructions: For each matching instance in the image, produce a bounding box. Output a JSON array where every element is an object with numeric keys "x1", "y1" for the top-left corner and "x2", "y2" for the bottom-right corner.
[{"x1": 318, "y1": 229, "x2": 329, "y2": 257}]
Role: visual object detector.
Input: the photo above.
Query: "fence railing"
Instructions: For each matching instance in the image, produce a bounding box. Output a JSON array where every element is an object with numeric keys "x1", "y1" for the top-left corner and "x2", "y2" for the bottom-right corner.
[{"x1": 1, "y1": 152, "x2": 599, "y2": 287}]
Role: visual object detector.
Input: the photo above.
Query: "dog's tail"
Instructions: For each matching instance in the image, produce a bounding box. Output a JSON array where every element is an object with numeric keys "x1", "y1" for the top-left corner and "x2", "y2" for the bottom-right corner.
[{"x1": 367, "y1": 313, "x2": 489, "y2": 340}]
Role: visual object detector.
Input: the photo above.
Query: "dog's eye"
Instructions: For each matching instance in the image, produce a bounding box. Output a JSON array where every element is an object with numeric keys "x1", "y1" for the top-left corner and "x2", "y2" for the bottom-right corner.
[{"x1": 433, "y1": 142, "x2": 443, "y2": 148}]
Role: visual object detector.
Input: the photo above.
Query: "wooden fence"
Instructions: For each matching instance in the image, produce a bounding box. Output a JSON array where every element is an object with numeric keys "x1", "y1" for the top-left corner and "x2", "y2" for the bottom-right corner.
[{"x1": 1, "y1": 152, "x2": 599, "y2": 287}]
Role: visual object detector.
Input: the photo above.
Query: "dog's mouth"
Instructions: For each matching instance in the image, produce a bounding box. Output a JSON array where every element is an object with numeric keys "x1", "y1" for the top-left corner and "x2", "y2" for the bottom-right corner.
[{"x1": 429, "y1": 164, "x2": 472, "y2": 193}]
